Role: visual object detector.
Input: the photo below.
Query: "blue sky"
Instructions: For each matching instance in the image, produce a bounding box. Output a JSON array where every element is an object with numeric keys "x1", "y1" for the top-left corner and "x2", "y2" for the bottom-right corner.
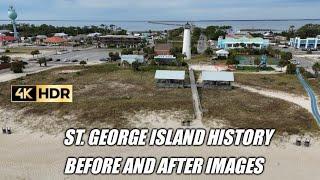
[{"x1": 0, "y1": 0, "x2": 319, "y2": 21}]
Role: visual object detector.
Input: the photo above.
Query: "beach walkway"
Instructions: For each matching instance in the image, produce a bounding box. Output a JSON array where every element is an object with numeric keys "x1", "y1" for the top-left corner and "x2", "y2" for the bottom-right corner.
[
  {"x1": 296, "y1": 68, "x2": 320, "y2": 126},
  {"x1": 189, "y1": 69, "x2": 203, "y2": 123}
]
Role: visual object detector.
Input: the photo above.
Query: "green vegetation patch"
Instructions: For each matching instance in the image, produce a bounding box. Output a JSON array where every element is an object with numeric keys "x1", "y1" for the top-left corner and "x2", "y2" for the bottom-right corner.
[
  {"x1": 201, "y1": 88, "x2": 318, "y2": 135},
  {"x1": 235, "y1": 73, "x2": 306, "y2": 96},
  {"x1": 0, "y1": 64, "x2": 193, "y2": 131}
]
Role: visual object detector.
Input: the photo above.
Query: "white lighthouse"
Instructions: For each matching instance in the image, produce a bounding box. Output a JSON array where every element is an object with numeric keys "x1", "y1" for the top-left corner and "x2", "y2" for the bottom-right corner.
[{"x1": 182, "y1": 23, "x2": 192, "y2": 60}]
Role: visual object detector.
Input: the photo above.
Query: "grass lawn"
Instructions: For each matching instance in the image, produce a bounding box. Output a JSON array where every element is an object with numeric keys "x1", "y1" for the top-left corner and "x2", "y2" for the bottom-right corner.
[
  {"x1": 0, "y1": 64, "x2": 193, "y2": 130},
  {"x1": 236, "y1": 55, "x2": 280, "y2": 65},
  {"x1": 189, "y1": 54, "x2": 212, "y2": 64},
  {"x1": 307, "y1": 78, "x2": 320, "y2": 96},
  {"x1": 235, "y1": 73, "x2": 307, "y2": 96},
  {"x1": 201, "y1": 88, "x2": 318, "y2": 135},
  {"x1": 236, "y1": 66, "x2": 275, "y2": 72},
  {"x1": 3, "y1": 47, "x2": 35, "y2": 54}
]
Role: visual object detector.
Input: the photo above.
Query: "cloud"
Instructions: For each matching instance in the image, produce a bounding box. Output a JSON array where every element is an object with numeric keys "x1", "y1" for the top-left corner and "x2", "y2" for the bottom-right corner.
[{"x1": 0, "y1": 0, "x2": 319, "y2": 20}]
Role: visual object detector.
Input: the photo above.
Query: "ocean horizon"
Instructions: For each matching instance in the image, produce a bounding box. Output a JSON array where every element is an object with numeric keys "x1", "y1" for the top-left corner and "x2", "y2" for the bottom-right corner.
[{"x1": 1, "y1": 19, "x2": 320, "y2": 32}]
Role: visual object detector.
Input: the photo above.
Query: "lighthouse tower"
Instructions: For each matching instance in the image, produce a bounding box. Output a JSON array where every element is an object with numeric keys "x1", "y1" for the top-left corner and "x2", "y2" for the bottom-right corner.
[
  {"x1": 8, "y1": 6, "x2": 18, "y2": 39},
  {"x1": 182, "y1": 23, "x2": 192, "y2": 60}
]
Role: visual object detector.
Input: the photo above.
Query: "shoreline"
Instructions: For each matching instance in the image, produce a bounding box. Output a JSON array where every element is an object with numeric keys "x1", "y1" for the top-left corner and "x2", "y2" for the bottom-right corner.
[{"x1": 1, "y1": 125, "x2": 319, "y2": 180}]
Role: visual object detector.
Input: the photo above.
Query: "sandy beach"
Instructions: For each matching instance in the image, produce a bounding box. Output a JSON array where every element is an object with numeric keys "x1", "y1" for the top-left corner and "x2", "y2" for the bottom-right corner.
[{"x1": 0, "y1": 112, "x2": 319, "y2": 180}]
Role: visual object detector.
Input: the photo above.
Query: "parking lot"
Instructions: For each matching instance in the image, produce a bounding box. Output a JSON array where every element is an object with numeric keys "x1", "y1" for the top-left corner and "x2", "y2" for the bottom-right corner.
[
  {"x1": 47, "y1": 48, "x2": 111, "y2": 64},
  {"x1": 0, "y1": 48, "x2": 119, "y2": 82}
]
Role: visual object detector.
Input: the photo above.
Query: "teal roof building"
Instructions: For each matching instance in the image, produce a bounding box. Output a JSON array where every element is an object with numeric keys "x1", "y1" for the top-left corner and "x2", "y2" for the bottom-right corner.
[{"x1": 218, "y1": 36, "x2": 269, "y2": 49}]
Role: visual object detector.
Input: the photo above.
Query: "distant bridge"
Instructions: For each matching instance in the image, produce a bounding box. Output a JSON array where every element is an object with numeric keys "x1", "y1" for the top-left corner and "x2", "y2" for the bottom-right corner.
[{"x1": 240, "y1": 28, "x2": 280, "y2": 32}]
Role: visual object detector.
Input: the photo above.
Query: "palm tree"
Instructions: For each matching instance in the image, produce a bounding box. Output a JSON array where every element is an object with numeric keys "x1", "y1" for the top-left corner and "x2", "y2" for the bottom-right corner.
[{"x1": 312, "y1": 62, "x2": 320, "y2": 78}]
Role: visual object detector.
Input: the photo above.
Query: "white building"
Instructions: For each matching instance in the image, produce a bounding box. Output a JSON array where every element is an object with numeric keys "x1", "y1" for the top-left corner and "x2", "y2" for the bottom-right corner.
[
  {"x1": 54, "y1": 33, "x2": 68, "y2": 39},
  {"x1": 155, "y1": 70, "x2": 185, "y2": 88},
  {"x1": 290, "y1": 36, "x2": 320, "y2": 49},
  {"x1": 87, "y1": 33, "x2": 101, "y2": 37},
  {"x1": 215, "y1": 49, "x2": 229, "y2": 58},
  {"x1": 120, "y1": 55, "x2": 144, "y2": 64},
  {"x1": 154, "y1": 55, "x2": 176, "y2": 64},
  {"x1": 200, "y1": 71, "x2": 234, "y2": 89}
]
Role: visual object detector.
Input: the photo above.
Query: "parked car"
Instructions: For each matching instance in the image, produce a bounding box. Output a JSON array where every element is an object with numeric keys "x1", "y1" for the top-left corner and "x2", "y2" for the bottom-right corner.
[
  {"x1": 63, "y1": 58, "x2": 70, "y2": 62},
  {"x1": 99, "y1": 58, "x2": 108, "y2": 62},
  {"x1": 55, "y1": 59, "x2": 61, "y2": 62},
  {"x1": 72, "y1": 59, "x2": 78, "y2": 62}
]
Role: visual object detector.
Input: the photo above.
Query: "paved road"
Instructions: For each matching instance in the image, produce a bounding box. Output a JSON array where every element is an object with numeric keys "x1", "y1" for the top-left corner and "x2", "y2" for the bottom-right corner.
[
  {"x1": 296, "y1": 68, "x2": 320, "y2": 126},
  {"x1": 189, "y1": 69, "x2": 203, "y2": 121},
  {"x1": 294, "y1": 55, "x2": 320, "y2": 73},
  {"x1": 0, "y1": 48, "x2": 110, "y2": 82}
]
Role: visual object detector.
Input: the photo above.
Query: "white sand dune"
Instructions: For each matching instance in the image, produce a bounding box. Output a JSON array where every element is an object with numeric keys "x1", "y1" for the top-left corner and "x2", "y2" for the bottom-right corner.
[{"x1": 234, "y1": 83, "x2": 312, "y2": 113}]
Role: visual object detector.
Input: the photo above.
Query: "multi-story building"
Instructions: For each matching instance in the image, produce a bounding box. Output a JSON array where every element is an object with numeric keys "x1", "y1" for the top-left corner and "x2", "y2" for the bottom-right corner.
[
  {"x1": 290, "y1": 36, "x2": 320, "y2": 49},
  {"x1": 218, "y1": 36, "x2": 269, "y2": 49},
  {"x1": 99, "y1": 35, "x2": 142, "y2": 48}
]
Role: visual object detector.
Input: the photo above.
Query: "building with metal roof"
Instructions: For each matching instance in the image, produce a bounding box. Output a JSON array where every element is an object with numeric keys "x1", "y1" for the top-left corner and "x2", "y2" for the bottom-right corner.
[
  {"x1": 201, "y1": 71, "x2": 234, "y2": 89},
  {"x1": 54, "y1": 33, "x2": 68, "y2": 38},
  {"x1": 155, "y1": 70, "x2": 185, "y2": 88},
  {"x1": 155, "y1": 43, "x2": 173, "y2": 55},
  {"x1": 154, "y1": 55, "x2": 177, "y2": 65}
]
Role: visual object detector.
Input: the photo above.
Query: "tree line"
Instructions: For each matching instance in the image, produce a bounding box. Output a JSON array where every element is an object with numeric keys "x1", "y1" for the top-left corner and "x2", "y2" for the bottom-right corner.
[
  {"x1": 0, "y1": 24, "x2": 127, "y2": 37},
  {"x1": 279, "y1": 24, "x2": 320, "y2": 39}
]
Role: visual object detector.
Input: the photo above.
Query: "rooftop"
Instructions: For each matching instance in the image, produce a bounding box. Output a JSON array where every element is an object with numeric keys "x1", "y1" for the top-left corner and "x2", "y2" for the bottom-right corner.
[
  {"x1": 202, "y1": 71, "x2": 234, "y2": 82},
  {"x1": 45, "y1": 36, "x2": 67, "y2": 43},
  {"x1": 154, "y1": 55, "x2": 176, "y2": 59},
  {"x1": 220, "y1": 36, "x2": 269, "y2": 44},
  {"x1": 99, "y1": 35, "x2": 140, "y2": 39},
  {"x1": 155, "y1": 70, "x2": 185, "y2": 80},
  {"x1": 120, "y1": 55, "x2": 144, "y2": 64}
]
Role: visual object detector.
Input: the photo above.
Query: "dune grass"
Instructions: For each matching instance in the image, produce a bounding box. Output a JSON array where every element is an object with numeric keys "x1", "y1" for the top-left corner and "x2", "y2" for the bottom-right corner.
[
  {"x1": 235, "y1": 73, "x2": 307, "y2": 96},
  {"x1": 200, "y1": 88, "x2": 318, "y2": 135},
  {"x1": 0, "y1": 63, "x2": 317, "y2": 135},
  {"x1": 0, "y1": 64, "x2": 193, "y2": 129}
]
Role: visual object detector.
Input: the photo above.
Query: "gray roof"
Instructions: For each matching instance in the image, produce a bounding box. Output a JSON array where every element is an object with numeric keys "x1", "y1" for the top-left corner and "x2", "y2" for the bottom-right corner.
[
  {"x1": 121, "y1": 55, "x2": 144, "y2": 64},
  {"x1": 216, "y1": 49, "x2": 229, "y2": 55},
  {"x1": 155, "y1": 70, "x2": 185, "y2": 80},
  {"x1": 202, "y1": 71, "x2": 234, "y2": 82}
]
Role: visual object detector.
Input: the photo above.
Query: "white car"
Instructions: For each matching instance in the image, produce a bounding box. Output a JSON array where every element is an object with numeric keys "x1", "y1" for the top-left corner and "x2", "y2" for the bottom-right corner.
[
  {"x1": 63, "y1": 58, "x2": 71, "y2": 62},
  {"x1": 290, "y1": 60, "x2": 300, "y2": 65}
]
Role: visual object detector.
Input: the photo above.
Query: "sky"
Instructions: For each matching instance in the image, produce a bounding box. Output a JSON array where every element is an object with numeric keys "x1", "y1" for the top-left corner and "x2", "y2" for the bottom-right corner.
[{"x1": 0, "y1": 0, "x2": 320, "y2": 21}]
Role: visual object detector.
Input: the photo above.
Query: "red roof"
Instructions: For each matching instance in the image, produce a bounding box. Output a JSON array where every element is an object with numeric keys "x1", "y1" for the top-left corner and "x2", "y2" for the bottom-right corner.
[
  {"x1": 45, "y1": 36, "x2": 67, "y2": 43},
  {"x1": 0, "y1": 36, "x2": 16, "y2": 42}
]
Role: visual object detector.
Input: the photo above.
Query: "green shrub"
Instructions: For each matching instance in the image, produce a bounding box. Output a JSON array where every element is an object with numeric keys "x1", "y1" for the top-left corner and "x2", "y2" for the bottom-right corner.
[
  {"x1": 11, "y1": 61, "x2": 24, "y2": 73},
  {"x1": 286, "y1": 64, "x2": 296, "y2": 74},
  {"x1": 80, "y1": 60, "x2": 87, "y2": 67},
  {"x1": 31, "y1": 50, "x2": 40, "y2": 57},
  {"x1": 38, "y1": 57, "x2": 47, "y2": 67},
  {"x1": 304, "y1": 71, "x2": 315, "y2": 79},
  {"x1": 0, "y1": 55, "x2": 11, "y2": 63}
]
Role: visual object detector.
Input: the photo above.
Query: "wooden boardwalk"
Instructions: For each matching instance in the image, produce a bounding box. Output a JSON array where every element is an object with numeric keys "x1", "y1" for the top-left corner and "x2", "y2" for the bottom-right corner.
[{"x1": 189, "y1": 69, "x2": 203, "y2": 122}]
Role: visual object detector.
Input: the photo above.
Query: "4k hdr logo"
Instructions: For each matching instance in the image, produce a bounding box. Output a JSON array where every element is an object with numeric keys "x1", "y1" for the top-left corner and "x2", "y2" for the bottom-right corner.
[{"x1": 11, "y1": 85, "x2": 73, "y2": 103}]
